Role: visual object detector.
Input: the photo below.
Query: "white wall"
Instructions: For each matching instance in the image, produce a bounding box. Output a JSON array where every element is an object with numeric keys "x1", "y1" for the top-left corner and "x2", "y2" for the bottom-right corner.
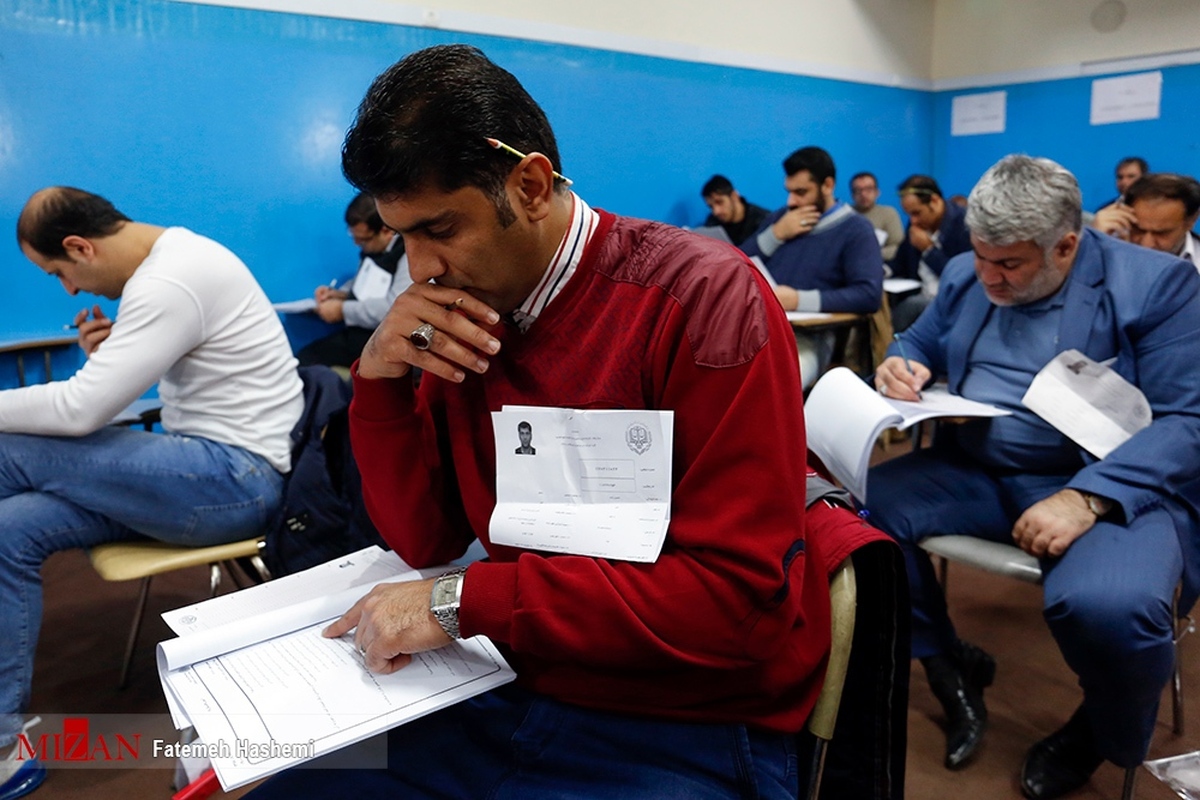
[
  {"x1": 932, "y1": 0, "x2": 1200, "y2": 85},
  {"x1": 180, "y1": 0, "x2": 936, "y2": 87}
]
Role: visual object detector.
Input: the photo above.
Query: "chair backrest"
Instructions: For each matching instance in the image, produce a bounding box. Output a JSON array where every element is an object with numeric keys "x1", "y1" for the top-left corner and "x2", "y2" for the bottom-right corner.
[{"x1": 808, "y1": 557, "x2": 857, "y2": 741}]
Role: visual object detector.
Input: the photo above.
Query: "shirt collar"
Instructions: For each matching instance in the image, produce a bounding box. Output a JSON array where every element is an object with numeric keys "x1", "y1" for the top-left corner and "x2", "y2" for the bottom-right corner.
[
  {"x1": 509, "y1": 192, "x2": 599, "y2": 333},
  {"x1": 1182, "y1": 230, "x2": 1197, "y2": 264}
]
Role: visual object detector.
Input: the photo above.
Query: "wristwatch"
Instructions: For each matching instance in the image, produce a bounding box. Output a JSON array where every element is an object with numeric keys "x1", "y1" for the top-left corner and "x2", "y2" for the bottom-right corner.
[
  {"x1": 430, "y1": 567, "x2": 468, "y2": 640},
  {"x1": 1079, "y1": 491, "x2": 1113, "y2": 519}
]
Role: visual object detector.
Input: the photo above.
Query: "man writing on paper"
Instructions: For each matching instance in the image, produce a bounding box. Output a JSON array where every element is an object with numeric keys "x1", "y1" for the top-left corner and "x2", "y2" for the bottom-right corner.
[
  {"x1": 297, "y1": 192, "x2": 411, "y2": 368},
  {"x1": 867, "y1": 155, "x2": 1200, "y2": 799},
  {"x1": 246, "y1": 44, "x2": 893, "y2": 799},
  {"x1": 1, "y1": 188, "x2": 303, "y2": 800}
]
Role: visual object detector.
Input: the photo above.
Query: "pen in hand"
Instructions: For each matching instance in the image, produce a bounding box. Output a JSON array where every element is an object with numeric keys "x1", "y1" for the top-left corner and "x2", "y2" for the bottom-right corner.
[{"x1": 892, "y1": 333, "x2": 923, "y2": 400}]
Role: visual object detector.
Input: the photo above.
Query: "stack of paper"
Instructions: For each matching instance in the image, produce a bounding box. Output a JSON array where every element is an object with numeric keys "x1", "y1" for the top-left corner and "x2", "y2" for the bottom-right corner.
[{"x1": 158, "y1": 546, "x2": 514, "y2": 790}]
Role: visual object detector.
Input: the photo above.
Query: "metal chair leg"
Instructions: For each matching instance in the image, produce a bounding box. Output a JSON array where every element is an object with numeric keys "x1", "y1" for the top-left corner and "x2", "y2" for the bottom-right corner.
[
  {"x1": 806, "y1": 739, "x2": 829, "y2": 800},
  {"x1": 1121, "y1": 765, "x2": 1138, "y2": 800},
  {"x1": 208, "y1": 563, "x2": 222, "y2": 596},
  {"x1": 119, "y1": 576, "x2": 153, "y2": 690}
]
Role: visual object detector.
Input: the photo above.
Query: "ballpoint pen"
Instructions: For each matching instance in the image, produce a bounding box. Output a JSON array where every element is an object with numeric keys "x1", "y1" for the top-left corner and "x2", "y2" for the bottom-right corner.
[{"x1": 893, "y1": 333, "x2": 922, "y2": 399}]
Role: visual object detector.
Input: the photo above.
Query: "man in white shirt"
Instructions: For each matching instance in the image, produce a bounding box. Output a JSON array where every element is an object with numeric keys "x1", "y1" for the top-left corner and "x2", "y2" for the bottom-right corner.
[
  {"x1": 1123, "y1": 173, "x2": 1200, "y2": 271},
  {"x1": 0, "y1": 187, "x2": 303, "y2": 800},
  {"x1": 298, "y1": 192, "x2": 412, "y2": 368}
]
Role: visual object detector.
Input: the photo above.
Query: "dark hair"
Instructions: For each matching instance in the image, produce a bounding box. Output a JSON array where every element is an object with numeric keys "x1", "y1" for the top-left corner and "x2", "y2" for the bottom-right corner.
[
  {"x1": 518, "y1": 420, "x2": 532, "y2": 433},
  {"x1": 341, "y1": 45, "x2": 565, "y2": 227},
  {"x1": 17, "y1": 187, "x2": 130, "y2": 258},
  {"x1": 1117, "y1": 157, "x2": 1149, "y2": 175},
  {"x1": 849, "y1": 171, "x2": 878, "y2": 186},
  {"x1": 701, "y1": 175, "x2": 734, "y2": 198},
  {"x1": 1125, "y1": 173, "x2": 1200, "y2": 218},
  {"x1": 782, "y1": 146, "x2": 836, "y2": 184},
  {"x1": 898, "y1": 174, "x2": 944, "y2": 204},
  {"x1": 344, "y1": 191, "x2": 385, "y2": 232}
]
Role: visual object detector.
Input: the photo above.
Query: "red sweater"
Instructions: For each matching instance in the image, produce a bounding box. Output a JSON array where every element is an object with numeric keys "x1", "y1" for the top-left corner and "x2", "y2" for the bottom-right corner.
[{"x1": 351, "y1": 211, "x2": 841, "y2": 732}]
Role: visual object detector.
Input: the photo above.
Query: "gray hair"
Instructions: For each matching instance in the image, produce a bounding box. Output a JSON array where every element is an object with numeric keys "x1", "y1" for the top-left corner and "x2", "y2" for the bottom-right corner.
[{"x1": 965, "y1": 155, "x2": 1083, "y2": 252}]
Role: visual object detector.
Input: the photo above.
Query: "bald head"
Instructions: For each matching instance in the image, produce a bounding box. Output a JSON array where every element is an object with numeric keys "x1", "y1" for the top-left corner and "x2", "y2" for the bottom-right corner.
[{"x1": 17, "y1": 187, "x2": 130, "y2": 258}]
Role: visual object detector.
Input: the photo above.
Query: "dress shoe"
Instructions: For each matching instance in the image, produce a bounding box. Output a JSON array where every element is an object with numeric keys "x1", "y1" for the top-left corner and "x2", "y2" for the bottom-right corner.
[
  {"x1": 1020, "y1": 707, "x2": 1104, "y2": 800},
  {"x1": 921, "y1": 640, "x2": 995, "y2": 769}
]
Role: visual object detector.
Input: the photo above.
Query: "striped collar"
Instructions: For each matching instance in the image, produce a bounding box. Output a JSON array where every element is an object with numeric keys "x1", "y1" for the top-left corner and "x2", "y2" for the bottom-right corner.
[{"x1": 510, "y1": 193, "x2": 599, "y2": 333}]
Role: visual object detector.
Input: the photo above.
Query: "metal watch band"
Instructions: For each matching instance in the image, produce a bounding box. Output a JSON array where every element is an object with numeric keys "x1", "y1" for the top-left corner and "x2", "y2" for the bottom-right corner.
[{"x1": 430, "y1": 567, "x2": 467, "y2": 640}]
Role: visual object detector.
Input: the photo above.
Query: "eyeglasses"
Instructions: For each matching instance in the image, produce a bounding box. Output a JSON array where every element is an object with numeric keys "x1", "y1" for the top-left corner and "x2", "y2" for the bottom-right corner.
[{"x1": 486, "y1": 138, "x2": 573, "y2": 186}]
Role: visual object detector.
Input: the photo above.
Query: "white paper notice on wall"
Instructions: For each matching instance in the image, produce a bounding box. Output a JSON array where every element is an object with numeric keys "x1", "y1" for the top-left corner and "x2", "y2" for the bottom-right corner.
[
  {"x1": 951, "y1": 90, "x2": 1007, "y2": 136},
  {"x1": 1090, "y1": 71, "x2": 1162, "y2": 125}
]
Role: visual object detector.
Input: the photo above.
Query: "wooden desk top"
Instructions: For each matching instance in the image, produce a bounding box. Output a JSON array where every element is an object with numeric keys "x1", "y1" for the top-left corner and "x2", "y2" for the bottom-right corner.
[
  {"x1": 788, "y1": 312, "x2": 866, "y2": 329},
  {"x1": 0, "y1": 334, "x2": 77, "y2": 355}
]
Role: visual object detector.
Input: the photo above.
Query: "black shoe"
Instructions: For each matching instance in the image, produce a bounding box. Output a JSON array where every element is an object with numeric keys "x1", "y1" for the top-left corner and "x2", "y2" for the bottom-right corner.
[
  {"x1": 1020, "y1": 707, "x2": 1104, "y2": 800},
  {"x1": 922, "y1": 640, "x2": 994, "y2": 769}
]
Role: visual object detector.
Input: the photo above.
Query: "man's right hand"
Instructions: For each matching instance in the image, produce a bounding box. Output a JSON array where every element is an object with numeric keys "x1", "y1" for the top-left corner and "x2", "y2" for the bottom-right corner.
[
  {"x1": 772, "y1": 205, "x2": 821, "y2": 242},
  {"x1": 874, "y1": 355, "x2": 931, "y2": 401},
  {"x1": 75, "y1": 305, "x2": 112, "y2": 357},
  {"x1": 1091, "y1": 203, "x2": 1137, "y2": 239},
  {"x1": 314, "y1": 286, "x2": 349, "y2": 302},
  {"x1": 357, "y1": 283, "x2": 502, "y2": 383}
]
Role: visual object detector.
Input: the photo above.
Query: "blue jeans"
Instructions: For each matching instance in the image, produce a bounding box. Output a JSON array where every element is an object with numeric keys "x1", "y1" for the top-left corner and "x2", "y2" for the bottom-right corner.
[
  {"x1": 246, "y1": 684, "x2": 799, "y2": 799},
  {"x1": 0, "y1": 427, "x2": 285, "y2": 747},
  {"x1": 866, "y1": 446, "x2": 1182, "y2": 766}
]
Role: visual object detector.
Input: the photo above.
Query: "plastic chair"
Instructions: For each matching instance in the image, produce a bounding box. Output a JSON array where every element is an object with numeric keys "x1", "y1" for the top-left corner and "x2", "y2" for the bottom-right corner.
[
  {"x1": 919, "y1": 534, "x2": 1193, "y2": 799},
  {"x1": 89, "y1": 537, "x2": 271, "y2": 687},
  {"x1": 806, "y1": 556, "x2": 857, "y2": 800}
]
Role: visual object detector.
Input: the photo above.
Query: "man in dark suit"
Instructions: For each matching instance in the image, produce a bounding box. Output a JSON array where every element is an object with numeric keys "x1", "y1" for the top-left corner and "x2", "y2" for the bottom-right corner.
[{"x1": 869, "y1": 155, "x2": 1200, "y2": 799}]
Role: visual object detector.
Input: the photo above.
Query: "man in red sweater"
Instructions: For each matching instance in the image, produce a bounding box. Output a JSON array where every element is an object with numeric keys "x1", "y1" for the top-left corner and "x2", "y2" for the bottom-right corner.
[{"x1": 248, "y1": 44, "x2": 892, "y2": 799}]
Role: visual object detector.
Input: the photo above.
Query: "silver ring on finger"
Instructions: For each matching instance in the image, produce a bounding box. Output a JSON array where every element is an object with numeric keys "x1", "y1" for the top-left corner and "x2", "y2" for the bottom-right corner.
[
  {"x1": 357, "y1": 642, "x2": 367, "y2": 657},
  {"x1": 409, "y1": 322, "x2": 437, "y2": 351},
  {"x1": 879, "y1": 383, "x2": 888, "y2": 397}
]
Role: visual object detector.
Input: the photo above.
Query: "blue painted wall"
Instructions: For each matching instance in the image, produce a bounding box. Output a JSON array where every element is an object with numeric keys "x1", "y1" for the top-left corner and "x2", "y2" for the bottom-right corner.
[
  {"x1": 0, "y1": 0, "x2": 930, "y2": 384},
  {"x1": 932, "y1": 64, "x2": 1200, "y2": 209}
]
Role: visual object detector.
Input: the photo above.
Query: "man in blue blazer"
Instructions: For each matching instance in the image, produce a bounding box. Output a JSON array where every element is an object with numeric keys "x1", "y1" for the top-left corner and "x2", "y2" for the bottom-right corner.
[{"x1": 867, "y1": 155, "x2": 1200, "y2": 799}]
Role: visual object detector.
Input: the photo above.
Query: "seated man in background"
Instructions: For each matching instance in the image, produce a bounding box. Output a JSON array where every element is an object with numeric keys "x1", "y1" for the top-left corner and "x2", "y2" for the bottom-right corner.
[
  {"x1": 850, "y1": 171, "x2": 904, "y2": 262},
  {"x1": 742, "y1": 146, "x2": 883, "y2": 387},
  {"x1": 699, "y1": 174, "x2": 769, "y2": 246},
  {"x1": 297, "y1": 191, "x2": 411, "y2": 368},
  {"x1": 867, "y1": 155, "x2": 1200, "y2": 799},
  {"x1": 1, "y1": 187, "x2": 303, "y2": 800},
  {"x1": 1123, "y1": 172, "x2": 1200, "y2": 269},
  {"x1": 247, "y1": 43, "x2": 897, "y2": 800},
  {"x1": 890, "y1": 174, "x2": 971, "y2": 331},
  {"x1": 1089, "y1": 156, "x2": 1150, "y2": 239}
]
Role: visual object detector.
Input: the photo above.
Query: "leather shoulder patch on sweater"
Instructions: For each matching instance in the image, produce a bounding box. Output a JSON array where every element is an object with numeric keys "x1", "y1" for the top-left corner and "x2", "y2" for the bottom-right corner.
[{"x1": 592, "y1": 217, "x2": 772, "y2": 368}]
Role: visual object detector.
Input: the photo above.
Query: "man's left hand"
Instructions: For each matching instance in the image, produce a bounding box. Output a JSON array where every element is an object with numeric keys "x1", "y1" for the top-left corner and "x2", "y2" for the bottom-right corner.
[
  {"x1": 316, "y1": 298, "x2": 346, "y2": 323},
  {"x1": 1011, "y1": 489, "x2": 1097, "y2": 558},
  {"x1": 323, "y1": 578, "x2": 452, "y2": 674}
]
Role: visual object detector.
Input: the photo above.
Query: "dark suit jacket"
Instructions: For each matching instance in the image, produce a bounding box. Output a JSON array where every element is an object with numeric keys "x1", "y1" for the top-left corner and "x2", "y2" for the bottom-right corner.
[{"x1": 892, "y1": 229, "x2": 1200, "y2": 607}]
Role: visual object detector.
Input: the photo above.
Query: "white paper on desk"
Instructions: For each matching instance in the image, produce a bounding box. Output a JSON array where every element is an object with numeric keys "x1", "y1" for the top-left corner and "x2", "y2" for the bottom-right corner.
[
  {"x1": 749, "y1": 255, "x2": 778, "y2": 288},
  {"x1": 271, "y1": 298, "x2": 317, "y2": 314},
  {"x1": 883, "y1": 277, "x2": 922, "y2": 294},
  {"x1": 1022, "y1": 349, "x2": 1151, "y2": 459},
  {"x1": 157, "y1": 546, "x2": 514, "y2": 791},
  {"x1": 786, "y1": 311, "x2": 833, "y2": 322},
  {"x1": 490, "y1": 406, "x2": 673, "y2": 562}
]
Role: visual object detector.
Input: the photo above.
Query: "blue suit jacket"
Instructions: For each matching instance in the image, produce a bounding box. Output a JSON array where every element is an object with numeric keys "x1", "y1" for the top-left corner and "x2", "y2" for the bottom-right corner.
[{"x1": 892, "y1": 229, "x2": 1200, "y2": 606}]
